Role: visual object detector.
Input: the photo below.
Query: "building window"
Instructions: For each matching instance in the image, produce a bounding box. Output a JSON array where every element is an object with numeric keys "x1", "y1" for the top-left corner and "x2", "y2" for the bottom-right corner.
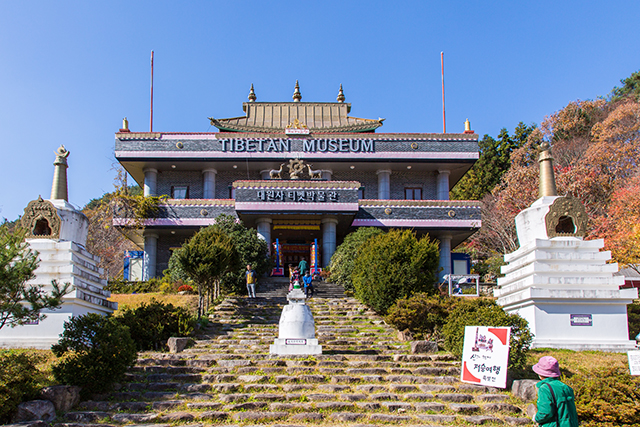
[
  {"x1": 229, "y1": 186, "x2": 236, "y2": 199},
  {"x1": 358, "y1": 186, "x2": 365, "y2": 199},
  {"x1": 171, "y1": 186, "x2": 189, "y2": 199},
  {"x1": 405, "y1": 187, "x2": 422, "y2": 200}
]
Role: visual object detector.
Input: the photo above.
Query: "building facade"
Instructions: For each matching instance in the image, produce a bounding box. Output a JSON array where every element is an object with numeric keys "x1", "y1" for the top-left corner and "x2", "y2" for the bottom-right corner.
[{"x1": 114, "y1": 84, "x2": 481, "y2": 280}]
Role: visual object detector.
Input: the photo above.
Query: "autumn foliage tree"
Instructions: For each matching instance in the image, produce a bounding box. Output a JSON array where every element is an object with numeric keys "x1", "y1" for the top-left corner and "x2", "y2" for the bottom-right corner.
[{"x1": 595, "y1": 175, "x2": 640, "y2": 273}]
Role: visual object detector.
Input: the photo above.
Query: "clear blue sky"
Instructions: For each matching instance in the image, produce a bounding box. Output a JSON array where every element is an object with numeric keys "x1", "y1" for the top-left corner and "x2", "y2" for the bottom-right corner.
[{"x1": 1, "y1": 1, "x2": 638, "y2": 221}]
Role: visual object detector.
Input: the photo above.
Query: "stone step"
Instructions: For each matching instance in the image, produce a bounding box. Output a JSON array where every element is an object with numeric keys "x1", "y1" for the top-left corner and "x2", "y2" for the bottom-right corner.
[{"x1": 54, "y1": 288, "x2": 532, "y2": 427}]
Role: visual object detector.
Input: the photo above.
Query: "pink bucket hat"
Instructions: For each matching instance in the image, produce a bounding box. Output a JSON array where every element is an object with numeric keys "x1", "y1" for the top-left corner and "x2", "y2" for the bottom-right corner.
[{"x1": 532, "y1": 356, "x2": 561, "y2": 377}]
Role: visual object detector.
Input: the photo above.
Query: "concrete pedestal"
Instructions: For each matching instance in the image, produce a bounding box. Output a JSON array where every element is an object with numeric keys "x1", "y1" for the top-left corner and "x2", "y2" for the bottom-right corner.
[{"x1": 270, "y1": 289, "x2": 322, "y2": 355}]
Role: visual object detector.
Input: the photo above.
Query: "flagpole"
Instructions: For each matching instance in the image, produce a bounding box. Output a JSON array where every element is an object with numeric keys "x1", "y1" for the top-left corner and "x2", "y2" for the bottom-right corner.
[
  {"x1": 150, "y1": 50, "x2": 154, "y2": 132},
  {"x1": 441, "y1": 51, "x2": 446, "y2": 133}
]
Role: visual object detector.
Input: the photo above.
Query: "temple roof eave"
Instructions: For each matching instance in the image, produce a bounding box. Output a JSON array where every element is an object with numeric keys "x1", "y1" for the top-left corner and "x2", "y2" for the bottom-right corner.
[{"x1": 209, "y1": 117, "x2": 383, "y2": 134}]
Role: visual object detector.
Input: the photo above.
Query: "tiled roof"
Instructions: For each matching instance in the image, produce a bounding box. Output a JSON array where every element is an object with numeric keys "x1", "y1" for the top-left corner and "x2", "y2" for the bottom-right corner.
[{"x1": 209, "y1": 102, "x2": 383, "y2": 133}]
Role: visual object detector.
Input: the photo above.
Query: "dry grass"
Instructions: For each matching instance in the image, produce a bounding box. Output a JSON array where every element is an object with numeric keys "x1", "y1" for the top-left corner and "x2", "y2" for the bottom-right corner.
[
  {"x1": 109, "y1": 293, "x2": 199, "y2": 314},
  {"x1": 527, "y1": 348, "x2": 629, "y2": 379},
  {"x1": 0, "y1": 348, "x2": 57, "y2": 386}
]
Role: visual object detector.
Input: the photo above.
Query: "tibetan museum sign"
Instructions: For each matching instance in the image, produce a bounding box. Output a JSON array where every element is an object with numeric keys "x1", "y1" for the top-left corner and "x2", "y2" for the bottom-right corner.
[{"x1": 219, "y1": 138, "x2": 375, "y2": 153}]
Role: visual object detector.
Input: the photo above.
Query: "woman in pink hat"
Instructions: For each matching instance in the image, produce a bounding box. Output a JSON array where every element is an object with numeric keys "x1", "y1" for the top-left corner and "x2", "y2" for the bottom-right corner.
[{"x1": 531, "y1": 356, "x2": 579, "y2": 427}]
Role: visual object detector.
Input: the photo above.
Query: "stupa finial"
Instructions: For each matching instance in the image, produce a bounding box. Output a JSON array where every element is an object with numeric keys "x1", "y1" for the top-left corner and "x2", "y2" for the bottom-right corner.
[
  {"x1": 51, "y1": 145, "x2": 70, "y2": 201},
  {"x1": 337, "y1": 84, "x2": 345, "y2": 103},
  {"x1": 248, "y1": 83, "x2": 257, "y2": 102},
  {"x1": 538, "y1": 141, "x2": 558, "y2": 197},
  {"x1": 292, "y1": 80, "x2": 302, "y2": 102}
]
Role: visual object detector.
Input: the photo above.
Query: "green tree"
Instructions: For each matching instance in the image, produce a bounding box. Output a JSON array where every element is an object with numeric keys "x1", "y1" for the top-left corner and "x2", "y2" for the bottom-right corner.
[
  {"x1": 177, "y1": 226, "x2": 240, "y2": 317},
  {"x1": 352, "y1": 229, "x2": 440, "y2": 314},
  {"x1": 329, "y1": 227, "x2": 384, "y2": 293},
  {"x1": 451, "y1": 122, "x2": 535, "y2": 200},
  {"x1": 0, "y1": 225, "x2": 71, "y2": 331},
  {"x1": 210, "y1": 214, "x2": 270, "y2": 295},
  {"x1": 611, "y1": 69, "x2": 640, "y2": 102}
]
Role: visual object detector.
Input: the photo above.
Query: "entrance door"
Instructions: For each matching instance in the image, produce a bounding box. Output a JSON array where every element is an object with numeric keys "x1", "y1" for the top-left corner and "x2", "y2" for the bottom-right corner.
[{"x1": 281, "y1": 242, "x2": 310, "y2": 276}]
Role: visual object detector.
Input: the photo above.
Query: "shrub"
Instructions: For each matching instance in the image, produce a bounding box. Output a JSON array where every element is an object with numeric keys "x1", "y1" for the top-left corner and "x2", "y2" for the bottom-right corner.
[
  {"x1": 329, "y1": 227, "x2": 384, "y2": 292},
  {"x1": 52, "y1": 313, "x2": 137, "y2": 396},
  {"x1": 386, "y1": 293, "x2": 454, "y2": 340},
  {"x1": 566, "y1": 365, "x2": 640, "y2": 426},
  {"x1": 0, "y1": 351, "x2": 45, "y2": 423},
  {"x1": 352, "y1": 229, "x2": 440, "y2": 314},
  {"x1": 628, "y1": 300, "x2": 640, "y2": 340},
  {"x1": 177, "y1": 284, "x2": 194, "y2": 293},
  {"x1": 115, "y1": 299, "x2": 195, "y2": 351},
  {"x1": 442, "y1": 298, "x2": 532, "y2": 369}
]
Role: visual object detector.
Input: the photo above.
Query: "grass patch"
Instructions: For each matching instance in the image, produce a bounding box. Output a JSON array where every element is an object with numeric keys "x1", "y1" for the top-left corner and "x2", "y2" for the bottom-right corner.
[
  {"x1": 525, "y1": 348, "x2": 629, "y2": 379},
  {"x1": 109, "y1": 293, "x2": 198, "y2": 313},
  {"x1": 1, "y1": 348, "x2": 57, "y2": 387}
]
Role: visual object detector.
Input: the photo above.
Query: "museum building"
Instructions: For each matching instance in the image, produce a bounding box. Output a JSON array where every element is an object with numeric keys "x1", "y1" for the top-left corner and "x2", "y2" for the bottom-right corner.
[{"x1": 114, "y1": 83, "x2": 481, "y2": 280}]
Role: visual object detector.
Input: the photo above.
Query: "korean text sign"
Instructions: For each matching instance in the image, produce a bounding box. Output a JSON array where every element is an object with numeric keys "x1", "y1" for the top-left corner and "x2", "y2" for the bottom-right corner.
[{"x1": 460, "y1": 326, "x2": 511, "y2": 389}]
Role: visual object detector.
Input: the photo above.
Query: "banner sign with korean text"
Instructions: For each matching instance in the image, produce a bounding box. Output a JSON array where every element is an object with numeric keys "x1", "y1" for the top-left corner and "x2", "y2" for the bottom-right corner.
[
  {"x1": 628, "y1": 350, "x2": 640, "y2": 376},
  {"x1": 460, "y1": 326, "x2": 511, "y2": 389}
]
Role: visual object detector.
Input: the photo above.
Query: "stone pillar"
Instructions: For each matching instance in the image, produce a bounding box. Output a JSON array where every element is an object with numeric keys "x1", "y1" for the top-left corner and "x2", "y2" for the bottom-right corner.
[
  {"x1": 437, "y1": 170, "x2": 450, "y2": 201},
  {"x1": 143, "y1": 232, "x2": 159, "y2": 280},
  {"x1": 438, "y1": 234, "x2": 452, "y2": 281},
  {"x1": 322, "y1": 217, "x2": 338, "y2": 268},
  {"x1": 321, "y1": 169, "x2": 333, "y2": 181},
  {"x1": 377, "y1": 169, "x2": 391, "y2": 200},
  {"x1": 143, "y1": 168, "x2": 158, "y2": 197},
  {"x1": 256, "y1": 218, "x2": 272, "y2": 255},
  {"x1": 260, "y1": 170, "x2": 271, "y2": 180},
  {"x1": 202, "y1": 168, "x2": 217, "y2": 199}
]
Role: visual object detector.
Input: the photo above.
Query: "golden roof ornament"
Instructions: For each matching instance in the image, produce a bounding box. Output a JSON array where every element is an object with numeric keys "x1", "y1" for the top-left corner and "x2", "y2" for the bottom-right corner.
[
  {"x1": 119, "y1": 117, "x2": 130, "y2": 133},
  {"x1": 538, "y1": 141, "x2": 558, "y2": 197},
  {"x1": 292, "y1": 80, "x2": 302, "y2": 102},
  {"x1": 337, "y1": 84, "x2": 345, "y2": 103},
  {"x1": 286, "y1": 118, "x2": 308, "y2": 130},
  {"x1": 248, "y1": 84, "x2": 256, "y2": 102}
]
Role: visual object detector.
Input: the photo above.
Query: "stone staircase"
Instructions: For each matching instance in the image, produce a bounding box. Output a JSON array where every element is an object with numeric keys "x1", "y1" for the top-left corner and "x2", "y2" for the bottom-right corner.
[{"x1": 56, "y1": 279, "x2": 532, "y2": 426}]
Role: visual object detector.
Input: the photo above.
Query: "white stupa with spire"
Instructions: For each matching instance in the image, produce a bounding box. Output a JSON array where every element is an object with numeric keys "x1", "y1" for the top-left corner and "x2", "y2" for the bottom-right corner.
[
  {"x1": 494, "y1": 142, "x2": 637, "y2": 351},
  {"x1": 0, "y1": 146, "x2": 116, "y2": 349}
]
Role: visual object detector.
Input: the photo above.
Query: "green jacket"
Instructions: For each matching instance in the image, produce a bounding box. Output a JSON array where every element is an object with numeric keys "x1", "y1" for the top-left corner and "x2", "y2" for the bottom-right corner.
[{"x1": 535, "y1": 377, "x2": 579, "y2": 427}]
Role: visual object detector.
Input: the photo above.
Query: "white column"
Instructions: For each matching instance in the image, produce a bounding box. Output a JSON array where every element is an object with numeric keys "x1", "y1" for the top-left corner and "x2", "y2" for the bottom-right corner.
[
  {"x1": 437, "y1": 170, "x2": 450, "y2": 201},
  {"x1": 438, "y1": 234, "x2": 452, "y2": 282},
  {"x1": 256, "y1": 218, "x2": 272, "y2": 255},
  {"x1": 322, "y1": 217, "x2": 338, "y2": 268},
  {"x1": 321, "y1": 169, "x2": 333, "y2": 181},
  {"x1": 143, "y1": 232, "x2": 159, "y2": 280},
  {"x1": 377, "y1": 169, "x2": 391, "y2": 200},
  {"x1": 260, "y1": 170, "x2": 271, "y2": 180},
  {"x1": 143, "y1": 168, "x2": 158, "y2": 197},
  {"x1": 202, "y1": 168, "x2": 217, "y2": 199}
]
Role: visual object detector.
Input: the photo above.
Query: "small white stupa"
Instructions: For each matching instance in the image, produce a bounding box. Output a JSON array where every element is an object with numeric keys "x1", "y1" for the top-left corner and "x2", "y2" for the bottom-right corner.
[
  {"x1": 270, "y1": 287, "x2": 322, "y2": 355},
  {"x1": 0, "y1": 146, "x2": 116, "y2": 349},
  {"x1": 494, "y1": 142, "x2": 638, "y2": 351}
]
